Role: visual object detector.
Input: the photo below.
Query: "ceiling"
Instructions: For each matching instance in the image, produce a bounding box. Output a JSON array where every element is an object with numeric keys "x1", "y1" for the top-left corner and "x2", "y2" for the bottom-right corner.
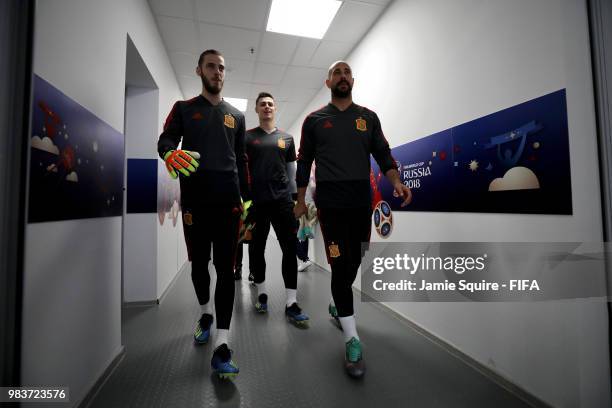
[{"x1": 148, "y1": 0, "x2": 392, "y2": 130}]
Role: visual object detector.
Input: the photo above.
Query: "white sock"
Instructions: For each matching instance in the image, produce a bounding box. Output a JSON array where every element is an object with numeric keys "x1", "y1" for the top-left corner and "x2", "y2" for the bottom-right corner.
[
  {"x1": 338, "y1": 315, "x2": 359, "y2": 342},
  {"x1": 214, "y1": 329, "x2": 229, "y2": 348},
  {"x1": 200, "y1": 302, "x2": 213, "y2": 315},
  {"x1": 257, "y1": 281, "x2": 268, "y2": 297},
  {"x1": 286, "y1": 288, "x2": 297, "y2": 307}
]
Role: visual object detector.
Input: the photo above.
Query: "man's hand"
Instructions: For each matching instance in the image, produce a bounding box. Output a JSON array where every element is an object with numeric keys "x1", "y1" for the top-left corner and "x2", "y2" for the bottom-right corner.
[
  {"x1": 385, "y1": 168, "x2": 412, "y2": 207},
  {"x1": 294, "y1": 200, "x2": 307, "y2": 218},
  {"x1": 393, "y1": 182, "x2": 412, "y2": 207},
  {"x1": 163, "y1": 150, "x2": 200, "y2": 179}
]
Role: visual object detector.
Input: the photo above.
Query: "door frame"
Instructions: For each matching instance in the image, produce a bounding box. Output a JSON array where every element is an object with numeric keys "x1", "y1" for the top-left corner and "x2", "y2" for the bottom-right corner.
[
  {"x1": 0, "y1": 0, "x2": 35, "y2": 388},
  {"x1": 587, "y1": 0, "x2": 612, "y2": 390}
]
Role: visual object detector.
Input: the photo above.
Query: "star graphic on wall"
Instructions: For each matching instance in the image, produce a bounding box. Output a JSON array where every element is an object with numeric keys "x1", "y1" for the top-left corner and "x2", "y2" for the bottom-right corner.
[{"x1": 469, "y1": 160, "x2": 479, "y2": 172}]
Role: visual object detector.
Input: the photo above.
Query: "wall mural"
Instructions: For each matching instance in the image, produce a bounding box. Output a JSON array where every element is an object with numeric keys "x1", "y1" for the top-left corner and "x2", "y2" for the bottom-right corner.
[
  {"x1": 157, "y1": 160, "x2": 181, "y2": 227},
  {"x1": 371, "y1": 89, "x2": 572, "y2": 233},
  {"x1": 29, "y1": 75, "x2": 124, "y2": 223}
]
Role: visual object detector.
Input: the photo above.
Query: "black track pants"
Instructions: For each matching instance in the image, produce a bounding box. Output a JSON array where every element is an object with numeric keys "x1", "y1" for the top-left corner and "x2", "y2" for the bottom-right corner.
[
  {"x1": 182, "y1": 205, "x2": 240, "y2": 330},
  {"x1": 318, "y1": 207, "x2": 372, "y2": 317},
  {"x1": 249, "y1": 199, "x2": 298, "y2": 289}
]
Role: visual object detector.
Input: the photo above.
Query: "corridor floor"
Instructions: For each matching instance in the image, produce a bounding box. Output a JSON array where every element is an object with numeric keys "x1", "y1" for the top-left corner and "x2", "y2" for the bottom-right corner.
[{"x1": 89, "y1": 243, "x2": 533, "y2": 408}]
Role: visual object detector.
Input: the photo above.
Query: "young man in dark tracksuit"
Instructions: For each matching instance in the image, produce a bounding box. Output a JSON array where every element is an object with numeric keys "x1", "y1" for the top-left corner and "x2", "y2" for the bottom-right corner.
[
  {"x1": 247, "y1": 92, "x2": 309, "y2": 326},
  {"x1": 294, "y1": 61, "x2": 412, "y2": 378},
  {"x1": 157, "y1": 49, "x2": 249, "y2": 379}
]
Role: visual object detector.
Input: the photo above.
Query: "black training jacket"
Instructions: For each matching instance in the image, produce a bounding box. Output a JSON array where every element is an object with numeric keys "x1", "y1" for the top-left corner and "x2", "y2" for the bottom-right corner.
[
  {"x1": 158, "y1": 95, "x2": 250, "y2": 208},
  {"x1": 246, "y1": 127, "x2": 296, "y2": 204},
  {"x1": 296, "y1": 103, "x2": 396, "y2": 208}
]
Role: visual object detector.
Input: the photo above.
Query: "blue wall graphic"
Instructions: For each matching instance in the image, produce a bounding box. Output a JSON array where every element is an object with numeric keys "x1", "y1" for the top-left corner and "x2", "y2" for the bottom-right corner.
[
  {"x1": 29, "y1": 75, "x2": 124, "y2": 222},
  {"x1": 372, "y1": 89, "x2": 572, "y2": 215},
  {"x1": 126, "y1": 159, "x2": 157, "y2": 214}
]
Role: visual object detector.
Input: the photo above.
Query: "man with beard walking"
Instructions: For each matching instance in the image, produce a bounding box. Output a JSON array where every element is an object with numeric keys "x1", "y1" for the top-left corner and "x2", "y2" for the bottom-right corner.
[
  {"x1": 294, "y1": 61, "x2": 412, "y2": 378},
  {"x1": 158, "y1": 49, "x2": 249, "y2": 379}
]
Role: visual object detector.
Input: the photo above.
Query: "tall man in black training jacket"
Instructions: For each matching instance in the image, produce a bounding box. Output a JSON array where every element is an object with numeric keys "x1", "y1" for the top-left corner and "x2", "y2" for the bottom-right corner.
[
  {"x1": 294, "y1": 61, "x2": 412, "y2": 378},
  {"x1": 247, "y1": 92, "x2": 309, "y2": 327},
  {"x1": 158, "y1": 49, "x2": 249, "y2": 379}
]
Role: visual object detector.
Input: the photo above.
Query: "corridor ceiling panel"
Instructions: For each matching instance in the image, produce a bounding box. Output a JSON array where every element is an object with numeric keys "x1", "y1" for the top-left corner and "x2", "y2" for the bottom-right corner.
[{"x1": 148, "y1": 0, "x2": 390, "y2": 129}]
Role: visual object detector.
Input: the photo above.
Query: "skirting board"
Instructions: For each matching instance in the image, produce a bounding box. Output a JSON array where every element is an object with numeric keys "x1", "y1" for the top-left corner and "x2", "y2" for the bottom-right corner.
[
  {"x1": 157, "y1": 260, "x2": 189, "y2": 305},
  {"x1": 77, "y1": 345, "x2": 126, "y2": 408},
  {"x1": 123, "y1": 260, "x2": 189, "y2": 307}
]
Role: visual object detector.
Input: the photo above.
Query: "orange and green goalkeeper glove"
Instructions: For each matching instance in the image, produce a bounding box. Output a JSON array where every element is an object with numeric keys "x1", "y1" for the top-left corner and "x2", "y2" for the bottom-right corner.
[
  {"x1": 238, "y1": 199, "x2": 256, "y2": 242},
  {"x1": 163, "y1": 150, "x2": 200, "y2": 179}
]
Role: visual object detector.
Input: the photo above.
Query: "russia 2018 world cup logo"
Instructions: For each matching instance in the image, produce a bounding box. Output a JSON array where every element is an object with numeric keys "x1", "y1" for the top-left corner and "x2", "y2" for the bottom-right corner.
[{"x1": 373, "y1": 200, "x2": 393, "y2": 238}]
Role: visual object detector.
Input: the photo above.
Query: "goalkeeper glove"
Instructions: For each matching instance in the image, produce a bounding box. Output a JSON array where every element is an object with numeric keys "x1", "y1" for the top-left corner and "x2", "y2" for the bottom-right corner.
[
  {"x1": 238, "y1": 200, "x2": 256, "y2": 242},
  {"x1": 163, "y1": 150, "x2": 200, "y2": 179}
]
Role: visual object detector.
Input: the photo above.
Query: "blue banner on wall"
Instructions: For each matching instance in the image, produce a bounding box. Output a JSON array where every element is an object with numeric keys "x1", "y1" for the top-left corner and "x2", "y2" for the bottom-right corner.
[
  {"x1": 372, "y1": 89, "x2": 572, "y2": 215},
  {"x1": 127, "y1": 159, "x2": 157, "y2": 214},
  {"x1": 28, "y1": 75, "x2": 125, "y2": 222}
]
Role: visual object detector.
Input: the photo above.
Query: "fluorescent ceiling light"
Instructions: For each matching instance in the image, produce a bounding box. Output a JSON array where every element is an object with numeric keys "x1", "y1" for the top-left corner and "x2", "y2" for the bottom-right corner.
[
  {"x1": 266, "y1": 0, "x2": 342, "y2": 39},
  {"x1": 224, "y1": 97, "x2": 248, "y2": 112}
]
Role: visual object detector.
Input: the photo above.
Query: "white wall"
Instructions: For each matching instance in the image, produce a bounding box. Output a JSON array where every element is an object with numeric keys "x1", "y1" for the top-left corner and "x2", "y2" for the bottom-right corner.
[
  {"x1": 24, "y1": 0, "x2": 184, "y2": 405},
  {"x1": 157, "y1": 196, "x2": 187, "y2": 300},
  {"x1": 289, "y1": 0, "x2": 610, "y2": 407},
  {"x1": 124, "y1": 87, "x2": 158, "y2": 303},
  {"x1": 124, "y1": 213, "x2": 157, "y2": 302}
]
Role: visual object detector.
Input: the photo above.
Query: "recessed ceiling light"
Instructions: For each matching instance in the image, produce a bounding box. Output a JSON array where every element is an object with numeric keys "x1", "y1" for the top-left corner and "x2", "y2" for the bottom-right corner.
[
  {"x1": 266, "y1": 0, "x2": 342, "y2": 39},
  {"x1": 224, "y1": 97, "x2": 248, "y2": 112}
]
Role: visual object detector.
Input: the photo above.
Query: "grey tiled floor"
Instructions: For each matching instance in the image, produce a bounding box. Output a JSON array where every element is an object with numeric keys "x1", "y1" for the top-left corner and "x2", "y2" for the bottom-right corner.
[{"x1": 90, "y1": 241, "x2": 532, "y2": 408}]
